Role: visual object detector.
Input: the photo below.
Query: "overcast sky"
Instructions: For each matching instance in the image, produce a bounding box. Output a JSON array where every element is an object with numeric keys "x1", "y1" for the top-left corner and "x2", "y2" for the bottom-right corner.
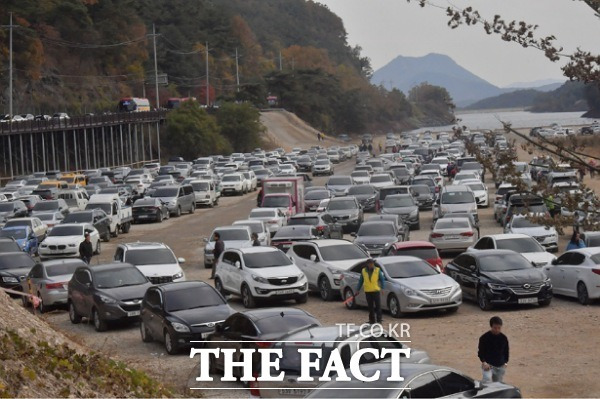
[{"x1": 317, "y1": 0, "x2": 600, "y2": 87}]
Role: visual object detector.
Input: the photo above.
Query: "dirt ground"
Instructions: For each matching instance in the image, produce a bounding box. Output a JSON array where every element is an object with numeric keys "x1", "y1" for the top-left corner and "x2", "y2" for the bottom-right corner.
[{"x1": 23, "y1": 119, "x2": 600, "y2": 398}]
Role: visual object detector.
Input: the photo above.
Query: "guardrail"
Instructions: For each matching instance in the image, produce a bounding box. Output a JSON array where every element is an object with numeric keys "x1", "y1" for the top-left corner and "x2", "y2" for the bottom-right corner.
[{"x1": 0, "y1": 111, "x2": 166, "y2": 135}]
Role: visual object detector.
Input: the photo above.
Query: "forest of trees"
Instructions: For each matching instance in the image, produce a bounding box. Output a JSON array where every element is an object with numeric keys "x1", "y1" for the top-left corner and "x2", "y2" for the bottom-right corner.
[{"x1": 0, "y1": 0, "x2": 455, "y2": 136}]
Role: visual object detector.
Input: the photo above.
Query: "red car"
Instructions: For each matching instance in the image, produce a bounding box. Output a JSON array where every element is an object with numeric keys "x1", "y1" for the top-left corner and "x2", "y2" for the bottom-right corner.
[{"x1": 381, "y1": 241, "x2": 444, "y2": 271}]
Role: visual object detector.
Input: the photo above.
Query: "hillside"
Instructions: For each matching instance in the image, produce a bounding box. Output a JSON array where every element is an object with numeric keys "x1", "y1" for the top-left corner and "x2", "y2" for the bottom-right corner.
[
  {"x1": 372, "y1": 53, "x2": 503, "y2": 106},
  {"x1": 463, "y1": 89, "x2": 542, "y2": 110}
]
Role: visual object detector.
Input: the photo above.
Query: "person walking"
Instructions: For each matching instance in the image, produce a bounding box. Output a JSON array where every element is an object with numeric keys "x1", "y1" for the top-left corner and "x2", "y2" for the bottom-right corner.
[
  {"x1": 355, "y1": 259, "x2": 385, "y2": 325},
  {"x1": 367, "y1": 143, "x2": 373, "y2": 154},
  {"x1": 210, "y1": 232, "x2": 225, "y2": 279},
  {"x1": 79, "y1": 232, "x2": 94, "y2": 264},
  {"x1": 478, "y1": 316, "x2": 509, "y2": 383},
  {"x1": 251, "y1": 232, "x2": 261, "y2": 247},
  {"x1": 378, "y1": 142, "x2": 383, "y2": 154},
  {"x1": 566, "y1": 230, "x2": 586, "y2": 251}
]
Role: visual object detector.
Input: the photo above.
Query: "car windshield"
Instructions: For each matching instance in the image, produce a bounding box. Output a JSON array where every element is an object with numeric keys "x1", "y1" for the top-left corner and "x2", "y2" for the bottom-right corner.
[
  {"x1": 0, "y1": 228, "x2": 27, "y2": 239},
  {"x1": 370, "y1": 175, "x2": 391, "y2": 183},
  {"x1": 191, "y1": 182, "x2": 210, "y2": 191},
  {"x1": 394, "y1": 247, "x2": 438, "y2": 260},
  {"x1": 48, "y1": 225, "x2": 83, "y2": 237},
  {"x1": 384, "y1": 196, "x2": 414, "y2": 208},
  {"x1": 33, "y1": 202, "x2": 58, "y2": 211},
  {"x1": 274, "y1": 227, "x2": 312, "y2": 239},
  {"x1": 411, "y1": 185, "x2": 430, "y2": 195},
  {"x1": 414, "y1": 179, "x2": 434, "y2": 187},
  {"x1": 358, "y1": 223, "x2": 395, "y2": 236},
  {"x1": 383, "y1": 260, "x2": 438, "y2": 278},
  {"x1": 64, "y1": 213, "x2": 93, "y2": 223},
  {"x1": 94, "y1": 268, "x2": 147, "y2": 289},
  {"x1": 351, "y1": 171, "x2": 369, "y2": 178},
  {"x1": 327, "y1": 200, "x2": 356, "y2": 211},
  {"x1": 255, "y1": 314, "x2": 318, "y2": 334},
  {"x1": 348, "y1": 186, "x2": 376, "y2": 195},
  {"x1": 466, "y1": 183, "x2": 486, "y2": 191},
  {"x1": 328, "y1": 177, "x2": 352, "y2": 185},
  {"x1": 320, "y1": 244, "x2": 366, "y2": 261},
  {"x1": 26, "y1": 179, "x2": 44, "y2": 185},
  {"x1": 133, "y1": 199, "x2": 156, "y2": 207},
  {"x1": 0, "y1": 253, "x2": 36, "y2": 270},
  {"x1": 315, "y1": 160, "x2": 329, "y2": 165},
  {"x1": 496, "y1": 238, "x2": 543, "y2": 253},
  {"x1": 305, "y1": 191, "x2": 330, "y2": 200},
  {"x1": 288, "y1": 217, "x2": 319, "y2": 226},
  {"x1": 151, "y1": 188, "x2": 178, "y2": 197},
  {"x1": 165, "y1": 286, "x2": 225, "y2": 312},
  {"x1": 263, "y1": 196, "x2": 290, "y2": 208},
  {"x1": 479, "y1": 253, "x2": 533, "y2": 272},
  {"x1": 435, "y1": 219, "x2": 469, "y2": 229},
  {"x1": 234, "y1": 222, "x2": 263, "y2": 234},
  {"x1": 243, "y1": 251, "x2": 293, "y2": 268},
  {"x1": 250, "y1": 210, "x2": 276, "y2": 218},
  {"x1": 587, "y1": 237, "x2": 600, "y2": 248},
  {"x1": 124, "y1": 248, "x2": 177, "y2": 265},
  {"x1": 222, "y1": 175, "x2": 241, "y2": 182},
  {"x1": 36, "y1": 214, "x2": 59, "y2": 221},
  {"x1": 0, "y1": 203, "x2": 15, "y2": 212},
  {"x1": 442, "y1": 192, "x2": 475, "y2": 204},
  {"x1": 46, "y1": 261, "x2": 83, "y2": 277},
  {"x1": 213, "y1": 230, "x2": 250, "y2": 241},
  {"x1": 0, "y1": 241, "x2": 21, "y2": 252}
]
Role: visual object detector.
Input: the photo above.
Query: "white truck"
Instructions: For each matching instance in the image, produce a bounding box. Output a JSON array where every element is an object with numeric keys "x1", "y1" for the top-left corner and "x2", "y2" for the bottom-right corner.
[{"x1": 85, "y1": 193, "x2": 133, "y2": 237}]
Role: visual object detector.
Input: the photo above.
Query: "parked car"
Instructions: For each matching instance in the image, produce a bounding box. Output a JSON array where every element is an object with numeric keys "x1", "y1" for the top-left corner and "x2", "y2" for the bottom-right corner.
[
  {"x1": 39, "y1": 223, "x2": 100, "y2": 260},
  {"x1": 68, "y1": 263, "x2": 153, "y2": 331},
  {"x1": 21, "y1": 259, "x2": 86, "y2": 312},
  {"x1": 132, "y1": 197, "x2": 170, "y2": 224},
  {"x1": 429, "y1": 217, "x2": 477, "y2": 254},
  {"x1": 0, "y1": 226, "x2": 38, "y2": 255},
  {"x1": 350, "y1": 170, "x2": 371, "y2": 185},
  {"x1": 352, "y1": 221, "x2": 400, "y2": 257},
  {"x1": 248, "y1": 208, "x2": 287, "y2": 236},
  {"x1": 433, "y1": 185, "x2": 478, "y2": 223},
  {"x1": 287, "y1": 212, "x2": 343, "y2": 239},
  {"x1": 380, "y1": 194, "x2": 420, "y2": 230},
  {"x1": 232, "y1": 219, "x2": 271, "y2": 246},
  {"x1": 31, "y1": 199, "x2": 70, "y2": 217},
  {"x1": 326, "y1": 197, "x2": 364, "y2": 233},
  {"x1": 341, "y1": 256, "x2": 462, "y2": 317},
  {"x1": 214, "y1": 246, "x2": 308, "y2": 308},
  {"x1": 305, "y1": 363, "x2": 522, "y2": 398},
  {"x1": 304, "y1": 189, "x2": 333, "y2": 212},
  {"x1": 326, "y1": 175, "x2": 354, "y2": 197},
  {"x1": 36, "y1": 212, "x2": 65, "y2": 231},
  {"x1": 140, "y1": 281, "x2": 234, "y2": 354},
  {"x1": 462, "y1": 180, "x2": 489, "y2": 208},
  {"x1": 220, "y1": 173, "x2": 248, "y2": 195},
  {"x1": 0, "y1": 237, "x2": 21, "y2": 253},
  {"x1": 445, "y1": 250, "x2": 552, "y2": 310},
  {"x1": 370, "y1": 173, "x2": 395, "y2": 189},
  {"x1": 468, "y1": 234, "x2": 556, "y2": 268},
  {"x1": 347, "y1": 184, "x2": 378, "y2": 212},
  {"x1": 410, "y1": 184, "x2": 435, "y2": 210},
  {"x1": 544, "y1": 247, "x2": 600, "y2": 305},
  {"x1": 3, "y1": 217, "x2": 47, "y2": 241},
  {"x1": 113, "y1": 242, "x2": 185, "y2": 284},
  {"x1": 190, "y1": 180, "x2": 218, "y2": 207},
  {"x1": 203, "y1": 225, "x2": 253, "y2": 268},
  {"x1": 312, "y1": 159, "x2": 334, "y2": 176},
  {"x1": 150, "y1": 185, "x2": 195, "y2": 216},
  {"x1": 504, "y1": 215, "x2": 559, "y2": 253},
  {"x1": 0, "y1": 200, "x2": 29, "y2": 222},
  {"x1": 287, "y1": 239, "x2": 369, "y2": 301},
  {"x1": 381, "y1": 241, "x2": 444, "y2": 271},
  {"x1": 0, "y1": 252, "x2": 37, "y2": 292}
]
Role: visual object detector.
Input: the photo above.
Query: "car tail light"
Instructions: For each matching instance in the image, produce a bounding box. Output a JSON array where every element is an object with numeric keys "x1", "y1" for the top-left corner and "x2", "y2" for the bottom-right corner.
[
  {"x1": 255, "y1": 341, "x2": 273, "y2": 349},
  {"x1": 592, "y1": 269, "x2": 600, "y2": 275},
  {"x1": 249, "y1": 372, "x2": 260, "y2": 397},
  {"x1": 268, "y1": 220, "x2": 278, "y2": 224},
  {"x1": 45, "y1": 282, "x2": 66, "y2": 289},
  {"x1": 316, "y1": 225, "x2": 326, "y2": 231},
  {"x1": 430, "y1": 233, "x2": 444, "y2": 238},
  {"x1": 460, "y1": 232, "x2": 474, "y2": 237}
]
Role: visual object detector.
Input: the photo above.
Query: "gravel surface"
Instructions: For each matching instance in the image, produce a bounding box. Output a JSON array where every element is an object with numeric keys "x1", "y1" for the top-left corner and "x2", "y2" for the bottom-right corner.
[{"x1": 27, "y1": 128, "x2": 600, "y2": 397}]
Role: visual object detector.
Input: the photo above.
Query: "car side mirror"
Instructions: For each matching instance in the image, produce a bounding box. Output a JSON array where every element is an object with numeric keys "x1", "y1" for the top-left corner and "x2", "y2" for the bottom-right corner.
[
  {"x1": 551, "y1": 259, "x2": 558, "y2": 265},
  {"x1": 310, "y1": 254, "x2": 319, "y2": 262},
  {"x1": 178, "y1": 257, "x2": 186, "y2": 264},
  {"x1": 235, "y1": 261, "x2": 241, "y2": 269},
  {"x1": 203, "y1": 237, "x2": 209, "y2": 243}
]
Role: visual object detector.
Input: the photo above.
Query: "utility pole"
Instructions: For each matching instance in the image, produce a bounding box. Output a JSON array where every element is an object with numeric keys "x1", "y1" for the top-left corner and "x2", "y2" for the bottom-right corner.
[
  {"x1": 205, "y1": 41, "x2": 210, "y2": 107},
  {"x1": 1, "y1": 13, "x2": 17, "y2": 118},
  {"x1": 235, "y1": 47, "x2": 240, "y2": 93},
  {"x1": 151, "y1": 23, "x2": 161, "y2": 162}
]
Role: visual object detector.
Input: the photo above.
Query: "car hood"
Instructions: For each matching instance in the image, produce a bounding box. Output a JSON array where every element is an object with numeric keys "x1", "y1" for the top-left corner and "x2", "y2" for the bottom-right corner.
[
  {"x1": 355, "y1": 236, "x2": 397, "y2": 245},
  {"x1": 134, "y1": 264, "x2": 182, "y2": 277},
  {"x1": 206, "y1": 240, "x2": 252, "y2": 250},
  {"x1": 170, "y1": 304, "x2": 233, "y2": 326},
  {"x1": 382, "y1": 206, "x2": 416, "y2": 215},
  {"x1": 325, "y1": 259, "x2": 368, "y2": 272},
  {"x1": 249, "y1": 264, "x2": 302, "y2": 278},
  {"x1": 481, "y1": 268, "x2": 547, "y2": 284},
  {"x1": 98, "y1": 283, "x2": 152, "y2": 301},
  {"x1": 442, "y1": 203, "x2": 476, "y2": 213},
  {"x1": 511, "y1": 226, "x2": 556, "y2": 236},
  {"x1": 0, "y1": 266, "x2": 33, "y2": 278},
  {"x1": 327, "y1": 209, "x2": 359, "y2": 217},
  {"x1": 353, "y1": 194, "x2": 376, "y2": 201},
  {"x1": 390, "y1": 273, "x2": 457, "y2": 290},
  {"x1": 153, "y1": 195, "x2": 177, "y2": 202},
  {"x1": 43, "y1": 235, "x2": 83, "y2": 245},
  {"x1": 520, "y1": 252, "x2": 556, "y2": 265}
]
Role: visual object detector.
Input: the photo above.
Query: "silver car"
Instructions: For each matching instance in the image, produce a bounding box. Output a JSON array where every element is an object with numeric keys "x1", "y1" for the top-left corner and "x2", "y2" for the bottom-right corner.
[
  {"x1": 203, "y1": 225, "x2": 252, "y2": 268},
  {"x1": 150, "y1": 185, "x2": 195, "y2": 216},
  {"x1": 340, "y1": 256, "x2": 462, "y2": 317},
  {"x1": 429, "y1": 217, "x2": 477, "y2": 253},
  {"x1": 21, "y1": 259, "x2": 86, "y2": 313},
  {"x1": 381, "y1": 194, "x2": 420, "y2": 230}
]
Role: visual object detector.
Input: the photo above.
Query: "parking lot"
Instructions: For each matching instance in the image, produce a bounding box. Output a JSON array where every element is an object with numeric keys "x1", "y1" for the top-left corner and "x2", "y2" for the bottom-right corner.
[{"x1": 22, "y1": 142, "x2": 598, "y2": 398}]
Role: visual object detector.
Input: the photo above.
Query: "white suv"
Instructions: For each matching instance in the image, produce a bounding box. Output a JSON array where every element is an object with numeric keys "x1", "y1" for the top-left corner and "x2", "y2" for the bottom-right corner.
[
  {"x1": 287, "y1": 239, "x2": 369, "y2": 301},
  {"x1": 220, "y1": 173, "x2": 247, "y2": 195},
  {"x1": 214, "y1": 247, "x2": 308, "y2": 308},
  {"x1": 113, "y1": 242, "x2": 186, "y2": 284}
]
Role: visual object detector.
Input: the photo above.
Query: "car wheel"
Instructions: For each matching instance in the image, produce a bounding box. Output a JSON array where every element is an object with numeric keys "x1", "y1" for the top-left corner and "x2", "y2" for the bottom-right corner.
[
  {"x1": 164, "y1": 329, "x2": 179, "y2": 355},
  {"x1": 156, "y1": 212, "x2": 163, "y2": 223},
  {"x1": 204, "y1": 261, "x2": 211, "y2": 269},
  {"x1": 344, "y1": 288, "x2": 357, "y2": 310},
  {"x1": 577, "y1": 282, "x2": 590, "y2": 305},
  {"x1": 94, "y1": 241, "x2": 101, "y2": 255},
  {"x1": 175, "y1": 206, "x2": 181, "y2": 217},
  {"x1": 68, "y1": 301, "x2": 81, "y2": 324},
  {"x1": 103, "y1": 231, "x2": 110, "y2": 242},
  {"x1": 241, "y1": 284, "x2": 256, "y2": 308},
  {"x1": 37, "y1": 292, "x2": 47, "y2": 313},
  {"x1": 477, "y1": 287, "x2": 492, "y2": 311},
  {"x1": 295, "y1": 293, "x2": 308, "y2": 304},
  {"x1": 140, "y1": 321, "x2": 153, "y2": 342},
  {"x1": 215, "y1": 278, "x2": 228, "y2": 296},
  {"x1": 539, "y1": 298, "x2": 552, "y2": 307},
  {"x1": 190, "y1": 203, "x2": 195, "y2": 214},
  {"x1": 112, "y1": 226, "x2": 119, "y2": 238},
  {"x1": 92, "y1": 308, "x2": 108, "y2": 332},
  {"x1": 122, "y1": 222, "x2": 131, "y2": 233},
  {"x1": 319, "y1": 277, "x2": 334, "y2": 301},
  {"x1": 209, "y1": 201, "x2": 214, "y2": 208},
  {"x1": 388, "y1": 294, "x2": 403, "y2": 318}
]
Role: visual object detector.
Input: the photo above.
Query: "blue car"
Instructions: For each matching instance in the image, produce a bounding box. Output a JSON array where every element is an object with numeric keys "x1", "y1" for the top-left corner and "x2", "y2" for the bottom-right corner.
[{"x1": 0, "y1": 226, "x2": 39, "y2": 256}]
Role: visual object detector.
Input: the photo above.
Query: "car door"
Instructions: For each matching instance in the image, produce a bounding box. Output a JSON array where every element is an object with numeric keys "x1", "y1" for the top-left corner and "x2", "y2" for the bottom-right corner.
[
  {"x1": 454, "y1": 254, "x2": 478, "y2": 298},
  {"x1": 291, "y1": 244, "x2": 318, "y2": 289},
  {"x1": 229, "y1": 252, "x2": 245, "y2": 294},
  {"x1": 472, "y1": 237, "x2": 492, "y2": 251},
  {"x1": 405, "y1": 371, "x2": 444, "y2": 398},
  {"x1": 433, "y1": 370, "x2": 476, "y2": 397},
  {"x1": 26, "y1": 263, "x2": 44, "y2": 298},
  {"x1": 345, "y1": 263, "x2": 366, "y2": 306},
  {"x1": 562, "y1": 252, "x2": 586, "y2": 296},
  {"x1": 547, "y1": 253, "x2": 572, "y2": 295},
  {"x1": 219, "y1": 252, "x2": 236, "y2": 292},
  {"x1": 142, "y1": 288, "x2": 163, "y2": 340}
]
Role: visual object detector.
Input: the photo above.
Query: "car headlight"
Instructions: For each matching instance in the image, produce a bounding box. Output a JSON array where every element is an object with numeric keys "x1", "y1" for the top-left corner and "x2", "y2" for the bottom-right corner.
[
  {"x1": 98, "y1": 294, "x2": 117, "y2": 304},
  {"x1": 470, "y1": 205, "x2": 477, "y2": 213},
  {"x1": 205, "y1": 248, "x2": 214, "y2": 254},
  {"x1": 543, "y1": 278, "x2": 552, "y2": 287},
  {"x1": 403, "y1": 287, "x2": 417, "y2": 296},
  {"x1": 252, "y1": 274, "x2": 269, "y2": 284},
  {"x1": 205, "y1": 194, "x2": 211, "y2": 199},
  {"x1": 41, "y1": 244, "x2": 48, "y2": 248},
  {"x1": 441, "y1": 206, "x2": 449, "y2": 213},
  {"x1": 173, "y1": 272, "x2": 184, "y2": 280},
  {"x1": 410, "y1": 209, "x2": 418, "y2": 217},
  {"x1": 171, "y1": 322, "x2": 190, "y2": 333},
  {"x1": 327, "y1": 266, "x2": 341, "y2": 276},
  {"x1": 487, "y1": 283, "x2": 507, "y2": 290},
  {"x1": 297, "y1": 273, "x2": 306, "y2": 280},
  {"x1": 2, "y1": 276, "x2": 18, "y2": 283}
]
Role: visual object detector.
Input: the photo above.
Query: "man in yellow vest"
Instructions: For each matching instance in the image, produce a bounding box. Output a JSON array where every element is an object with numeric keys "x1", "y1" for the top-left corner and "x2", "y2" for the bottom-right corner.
[{"x1": 356, "y1": 259, "x2": 386, "y2": 324}]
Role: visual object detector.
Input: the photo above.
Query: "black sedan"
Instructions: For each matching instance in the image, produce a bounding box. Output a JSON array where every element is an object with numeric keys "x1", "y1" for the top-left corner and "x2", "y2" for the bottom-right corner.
[
  {"x1": 140, "y1": 281, "x2": 234, "y2": 355},
  {"x1": 132, "y1": 197, "x2": 170, "y2": 223},
  {"x1": 445, "y1": 249, "x2": 552, "y2": 310},
  {"x1": 306, "y1": 363, "x2": 521, "y2": 398},
  {"x1": 0, "y1": 252, "x2": 37, "y2": 292},
  {"x1": 68, "y1": 263, "x2": 152, "y2": 331},
  {"x1": 206, "y1": 308, "x2": 321, "y2": 374},
  {"x1": 347, "y1": 184, "x2": 378, "y2": 212}
]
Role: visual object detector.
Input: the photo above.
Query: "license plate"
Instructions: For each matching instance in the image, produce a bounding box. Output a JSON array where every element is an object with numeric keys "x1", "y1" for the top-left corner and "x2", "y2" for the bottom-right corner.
[
  {"x1": 138, "y1": 215, "x2": 150, "y2": 218},
  {"x1": 518, "y1": 297, "x2": 538, "y2": 304},
  {"x1": 430, "y1": 297, "x2": 450, "y2": 304},
  {"x1": 201, "y1": 332, "x2": 212, "y2": 339},
  {"x1": 446, "y1": 235, "x2": 459, "y2": 239},
  {"x1": 277, "y1": 289, "x2": 296, "y2": 295},
  {"x1": 127, "y1": 310, "x2": 141, "y2": 317},
  {"x1": 279, "y1": 389, "x2": 309, "y2": 396}
]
